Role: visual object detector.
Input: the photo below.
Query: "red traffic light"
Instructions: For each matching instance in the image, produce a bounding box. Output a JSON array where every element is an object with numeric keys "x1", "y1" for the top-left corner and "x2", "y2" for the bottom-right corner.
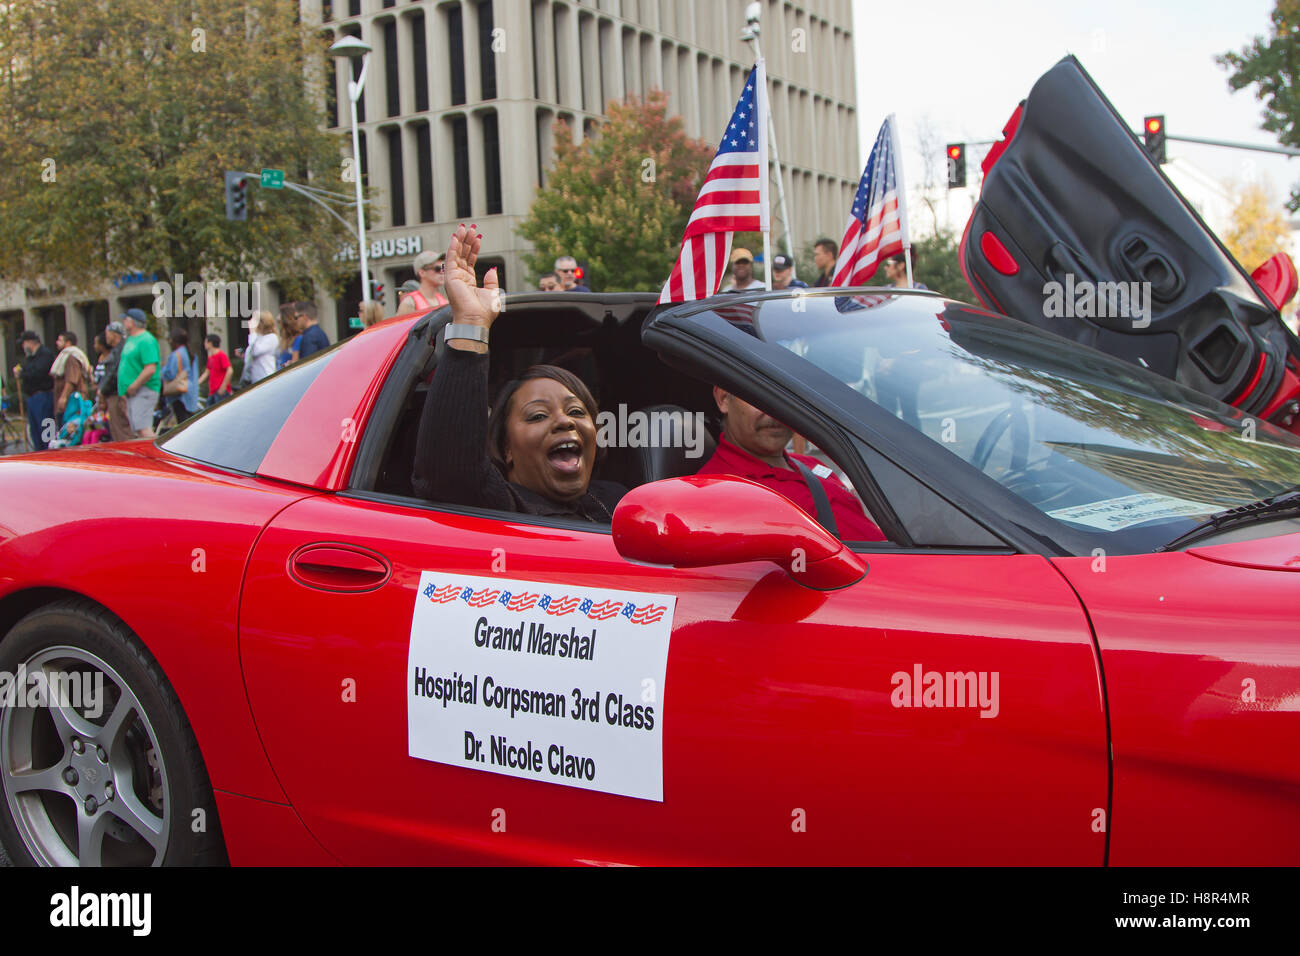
[
  {"x1": 1145, "y1": 117, "x2": 1162, "y2": 135},
  {"x1": 947, "y1": 145, "x2": 963, "y2": 160},
  {"x1": 574, "y1": 266, "x2": 584, "y2": 282}
]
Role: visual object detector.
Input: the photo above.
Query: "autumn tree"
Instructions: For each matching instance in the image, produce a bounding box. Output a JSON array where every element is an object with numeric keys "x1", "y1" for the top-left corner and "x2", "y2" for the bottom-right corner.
[
  {"x1": 1218, "y1": 0, "x2": 1300, "y2": 211},
  {"x1": 1223, "y1": 182, "x2": 1290, "y2": 270},
  {"x1": 517, "y1": 91, "x2": 715, "y2": 292},
  {"x1": 0, "y1": 0, "x2": 355, "y2": 294}
]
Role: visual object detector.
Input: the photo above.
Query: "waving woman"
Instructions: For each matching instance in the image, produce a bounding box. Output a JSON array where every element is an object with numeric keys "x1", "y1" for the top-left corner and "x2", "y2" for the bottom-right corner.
[{"x1": 411, "y1": 225, "x2": 625, "y2": 521}]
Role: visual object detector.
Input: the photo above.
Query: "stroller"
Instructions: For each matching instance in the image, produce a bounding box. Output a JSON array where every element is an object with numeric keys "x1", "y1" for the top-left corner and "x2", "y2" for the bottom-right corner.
[{"x1": 47, "y1": 392, "x2": 95, "y2": 449}]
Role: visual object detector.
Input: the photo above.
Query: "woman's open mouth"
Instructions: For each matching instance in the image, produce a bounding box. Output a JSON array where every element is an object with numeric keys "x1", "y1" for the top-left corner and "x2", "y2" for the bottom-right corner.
[{"x1": 547, "y1": 439, "x2": 583, "y2": 475}]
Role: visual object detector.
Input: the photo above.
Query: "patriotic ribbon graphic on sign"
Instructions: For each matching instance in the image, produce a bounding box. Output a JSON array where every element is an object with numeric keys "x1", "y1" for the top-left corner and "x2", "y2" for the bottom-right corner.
[
  {"x1": 422, "y1": 581, "x2": 666, "y2": 625},
  {"x1": 660, "y1": 61, "x2": 770, "y2": 303},
  {"x1": 832, "y1": 115, "x2": 908, "y2": 286}
]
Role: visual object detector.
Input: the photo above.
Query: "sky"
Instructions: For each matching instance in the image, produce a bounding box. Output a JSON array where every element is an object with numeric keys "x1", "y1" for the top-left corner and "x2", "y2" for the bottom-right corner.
[{"x1": 849, "y1": 0, "x2": 1296, "y2": 215}]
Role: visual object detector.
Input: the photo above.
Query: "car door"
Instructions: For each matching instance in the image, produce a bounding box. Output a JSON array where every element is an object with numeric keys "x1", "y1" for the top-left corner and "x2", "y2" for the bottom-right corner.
[
  {"x1": 238, "y1": 486, "x2": 1107, "y2": 865},
  {"x1": 962, "y1": 55, "x2": 1299, "y2": 415}
]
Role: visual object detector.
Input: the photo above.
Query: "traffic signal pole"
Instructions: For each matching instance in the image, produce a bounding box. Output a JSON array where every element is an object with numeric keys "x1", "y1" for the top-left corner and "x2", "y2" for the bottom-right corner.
[
  {"x1": 230, "y1": 172, "x2": 363, "y2": 237},
  {"x1": 1161, "y1": 133, "x2": 1300, "y2": 157}
]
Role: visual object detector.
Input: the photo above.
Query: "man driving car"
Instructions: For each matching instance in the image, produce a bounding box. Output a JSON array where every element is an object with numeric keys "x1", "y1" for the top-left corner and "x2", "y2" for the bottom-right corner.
[{"x1": 696, "y1": 387, "x2": 885, "y2": 540}]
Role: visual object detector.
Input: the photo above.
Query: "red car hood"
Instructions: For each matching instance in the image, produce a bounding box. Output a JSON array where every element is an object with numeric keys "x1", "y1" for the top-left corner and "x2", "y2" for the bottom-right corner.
[{"x1": 1186, "y1": 531, "x2": 1300, "y2": 572}]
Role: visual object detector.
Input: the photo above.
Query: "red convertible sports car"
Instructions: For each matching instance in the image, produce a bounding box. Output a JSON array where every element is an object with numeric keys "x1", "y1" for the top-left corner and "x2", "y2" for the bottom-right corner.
[{"x1": 2, "y1": 287, "x2": 1299, "y2": 866}]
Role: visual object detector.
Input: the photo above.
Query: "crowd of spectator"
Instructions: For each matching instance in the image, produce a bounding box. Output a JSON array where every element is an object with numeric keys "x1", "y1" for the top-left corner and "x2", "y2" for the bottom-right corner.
[
  {"x1": 4, "y1": 236, "x2": 924, "y2": 454},
  {"x1": 5, "y1": 298, "x2": 336, "y2": 452}
]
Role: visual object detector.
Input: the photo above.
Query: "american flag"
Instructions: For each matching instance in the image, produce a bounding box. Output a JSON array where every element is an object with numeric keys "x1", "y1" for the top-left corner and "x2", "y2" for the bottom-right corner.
[
  {"x1": 833, "y1": 292, "x2": 893, "y2": 314},
  {"x1": 711, "y1": 300, "x2": 760, "y2": 336},
  {"x1": 832, "y1": 116, "x2": 909, "y2": 286},
  {"x1": 660, "y1": 61, "x2": 769, "y2": 303}
]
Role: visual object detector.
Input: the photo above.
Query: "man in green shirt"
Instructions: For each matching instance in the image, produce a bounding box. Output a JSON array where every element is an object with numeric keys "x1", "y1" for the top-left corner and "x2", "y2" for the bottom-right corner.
[{"x1": 118, "y1": 308, "x2": 161, "y2": 439}]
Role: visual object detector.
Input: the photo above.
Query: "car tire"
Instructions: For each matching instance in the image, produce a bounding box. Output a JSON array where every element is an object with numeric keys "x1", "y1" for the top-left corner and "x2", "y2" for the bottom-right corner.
[{"x1": 0, "y1": 597, "x2": 227, "y2": 866}]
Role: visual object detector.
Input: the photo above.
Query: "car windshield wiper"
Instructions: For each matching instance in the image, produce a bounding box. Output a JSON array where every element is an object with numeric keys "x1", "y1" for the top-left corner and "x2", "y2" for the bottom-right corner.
[{"x1": 1156, "y1": 486, "x2": 1300, "y2": 552}]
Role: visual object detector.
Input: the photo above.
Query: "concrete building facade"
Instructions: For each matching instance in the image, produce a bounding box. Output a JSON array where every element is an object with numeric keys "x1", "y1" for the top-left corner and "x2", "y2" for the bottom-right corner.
[{"x1": 1, "y1": 0, "x2": 859, "y2": 386}]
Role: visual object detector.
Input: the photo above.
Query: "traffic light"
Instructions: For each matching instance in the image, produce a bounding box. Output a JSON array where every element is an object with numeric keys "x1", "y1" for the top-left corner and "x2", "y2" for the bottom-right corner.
[
  {"x1": 946, "y1": 144, "x2": 966, "y2": 188},
  {"x1": 369, "y1": 278, "x2": 384, "y2": 300},
  {"x1": 1143, "y1": 115, "x2": 1167, "y2": 165},
  {"x1": 224, "y1": 171, "x2": 249, "y2": 221}
]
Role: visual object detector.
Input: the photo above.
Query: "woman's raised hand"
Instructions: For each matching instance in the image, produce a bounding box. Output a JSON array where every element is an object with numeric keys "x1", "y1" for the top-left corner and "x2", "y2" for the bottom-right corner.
[{"x1": 444, "y1": 224, "x2": 501, "y2": 329}]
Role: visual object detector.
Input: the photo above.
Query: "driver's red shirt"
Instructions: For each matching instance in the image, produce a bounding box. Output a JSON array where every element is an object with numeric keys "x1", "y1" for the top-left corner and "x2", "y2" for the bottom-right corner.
[{"x1": 695, "y1": 436, "x2": 886, "y2": 541}]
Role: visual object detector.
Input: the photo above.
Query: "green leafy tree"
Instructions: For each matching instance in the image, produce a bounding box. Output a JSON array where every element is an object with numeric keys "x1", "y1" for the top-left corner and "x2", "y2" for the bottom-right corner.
[
  {"x1": 0, "y1": 0, "x2": 355, "y2": 291},
  {"x1": 1218, "y1": 0, "x2": 1300, "y2": 211},
  {"x1": 517, "y1": 91, "x2": 715, "y2": 292},
  {"x1": 909, "y1": 229, "x2": 978, "y2": 303},
  {"x1": 786, "y1": 230, "x2": 977, "y2": 300}
]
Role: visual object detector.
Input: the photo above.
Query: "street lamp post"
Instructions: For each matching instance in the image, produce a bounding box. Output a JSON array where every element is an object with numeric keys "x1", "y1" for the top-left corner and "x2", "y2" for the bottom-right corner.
[
  {"x1": 741, "y1": 2, "x2": 797, "y2": 282},
  {"x1": 330, "y1": 35, "x2": 374, "y2": 309}
]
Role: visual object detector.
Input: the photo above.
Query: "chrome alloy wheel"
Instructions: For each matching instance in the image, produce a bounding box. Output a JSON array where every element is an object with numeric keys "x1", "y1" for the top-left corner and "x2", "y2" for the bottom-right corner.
[{"x1": 1, "y1": 646, "x2": 170, "y2": 866}]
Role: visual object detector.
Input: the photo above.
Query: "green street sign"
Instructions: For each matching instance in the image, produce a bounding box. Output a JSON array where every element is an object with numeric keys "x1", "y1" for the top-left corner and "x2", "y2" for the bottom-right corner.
[
  {"x1": 260, "y1": 168, "x2": 285, "y2": 189},
  {"x1": 348, "y1": 316, "x2": 363, "y2": 328}
]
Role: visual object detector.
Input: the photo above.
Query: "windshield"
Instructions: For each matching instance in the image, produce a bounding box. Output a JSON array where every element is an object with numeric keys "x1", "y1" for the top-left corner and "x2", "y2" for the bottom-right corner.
[{"x1": 708, "y1": 292, "x2": 1300, "y2": 552}]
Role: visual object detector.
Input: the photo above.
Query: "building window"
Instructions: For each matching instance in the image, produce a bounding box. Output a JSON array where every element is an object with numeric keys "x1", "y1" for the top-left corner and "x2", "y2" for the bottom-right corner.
[
  {"x1": 639, "y1": 33, "x2": 652, "y2": 95},
  {"x1": 450, "y1": 116, "x2": 471, "y2": 219},
  {"x1": 324, "y1": 32, "x2": 339, "y2": 128},
  {"x1": 482, "y1": 111, "x2": 502, "y2": 215},
  {"x1": 622, "y1": 27, "x2": 635, "y2": 97},
  {"x1": 385, "y1": 127, "x2": 405, "y2": 227},
  {"x1": 414, "y1": 122, "x2": 434, "y2": 222},
  {"x1": 448, "y1": 5, "x2": 466, "y2": 106},
  {"x1": 578, "y1": 13, "x2": 594, "y2": 113},
  {"x1": 383, "y1": 20, "x2": 400, "y2": 117},
  {"x1": 597, "y1": 19, "x2": 612, "y2": 109},
  {"x1": 532, "y1": 0, "x2": 544, "y2": 100},
  {"x1": 478, "y1": 1, "x2": 497, "y2": 100},
  {"x1": 536, "y1": 108, "x2": 554, "y2": 188},
  {"x1": 410, "y1": 12, "x2": 428, "y2": 112},
  {"x1": 348, "y1": 0, "x2": 360, "y2": 17},
  {"x1": 358, "y1": 130, "x2": 369, "y2": 190},
  {"x1": 553, "y1": 5, "x2": 568, "y2": 106},
  {"x1": 322, "y1": 0, "x2": 333, "y2": 22}
]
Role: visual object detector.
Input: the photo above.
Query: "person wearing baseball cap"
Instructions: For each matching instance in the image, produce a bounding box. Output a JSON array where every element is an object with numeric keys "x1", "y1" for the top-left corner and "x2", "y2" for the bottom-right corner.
[
  {"x1": 396, "y1": 250, "x2": 449, "y2": 315},
  {"x1": 722, "y1": 247, "x2": 766, "y2": 292},
  {"x1": 117, "y1": 308, "x2": 161, "y2": 439},
  {"x1": 770, "y1": 254, "x2": 808, "y2": 291}
]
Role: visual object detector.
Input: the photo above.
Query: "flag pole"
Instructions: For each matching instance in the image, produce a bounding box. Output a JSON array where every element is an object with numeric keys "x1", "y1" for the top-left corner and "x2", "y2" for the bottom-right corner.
[
  {"x1": 887, "y1": 113, "x2": 914, "y2": 287},
  {"x1": 756, "y1": 58, "x2": 772, "y2": 287}
]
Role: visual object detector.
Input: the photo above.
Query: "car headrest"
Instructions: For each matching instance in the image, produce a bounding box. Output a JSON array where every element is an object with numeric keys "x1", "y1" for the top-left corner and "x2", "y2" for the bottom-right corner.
[{"x1": 621, "y1": 404, "x2": 716, "y2": 487}]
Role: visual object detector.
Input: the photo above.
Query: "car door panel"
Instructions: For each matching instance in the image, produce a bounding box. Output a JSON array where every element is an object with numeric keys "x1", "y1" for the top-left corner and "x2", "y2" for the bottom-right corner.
[
  {"x1": 240, "y1": 494, "x2": 1107, "y2": 864},
  {"x1": 1054, "y1": 550, "x2": 1300, "y2": 865}
]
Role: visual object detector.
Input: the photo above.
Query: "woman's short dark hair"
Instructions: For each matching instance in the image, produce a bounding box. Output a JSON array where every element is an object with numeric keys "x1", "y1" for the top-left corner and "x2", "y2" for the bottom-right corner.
[
  {"x1": 168, "y1": 327, "x2": 189, "y2": 348},
  {"x1": 486, "y1": 365, "x2": 600, "y2": 477}
]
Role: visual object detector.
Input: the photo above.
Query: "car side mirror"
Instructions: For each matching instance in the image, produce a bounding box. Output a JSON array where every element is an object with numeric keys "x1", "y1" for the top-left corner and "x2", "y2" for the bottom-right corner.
[{"x1": 611, "y1": 475, "x2": 868, "y2": 590}]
